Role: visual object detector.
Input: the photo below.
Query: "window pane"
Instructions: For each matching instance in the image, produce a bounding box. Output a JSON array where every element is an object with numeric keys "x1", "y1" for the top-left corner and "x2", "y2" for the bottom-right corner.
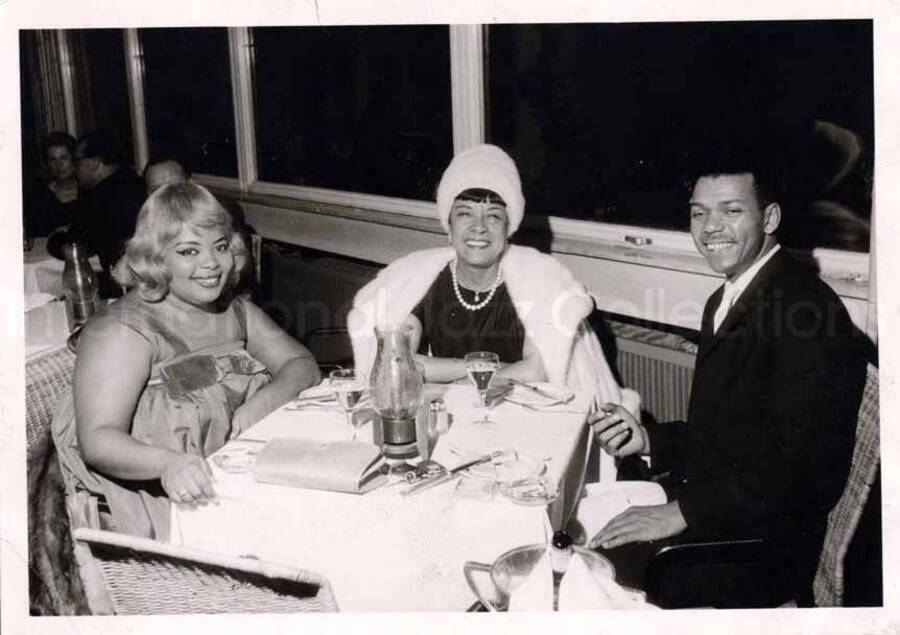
[
  {"x1": 487, "y1": 22, "x2": 873, "y2": 252},
  {"x1": 253, "y1": 26, "x2": 453, "y2": 200},
  {"x1": 20, "y1": 32, "x2": 40, "y2": 193},
  {"x1": 81, "y1": 29, "x2": 134, "y2": 169},
  {"x1": 141, "y1": 27, "x2": 237, "y2": 177}
]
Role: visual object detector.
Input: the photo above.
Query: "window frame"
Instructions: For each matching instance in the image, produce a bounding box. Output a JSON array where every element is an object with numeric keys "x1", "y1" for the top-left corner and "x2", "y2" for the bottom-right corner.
[{"x1": 115, "y1": 24, "x2": 874, "y2": 337}]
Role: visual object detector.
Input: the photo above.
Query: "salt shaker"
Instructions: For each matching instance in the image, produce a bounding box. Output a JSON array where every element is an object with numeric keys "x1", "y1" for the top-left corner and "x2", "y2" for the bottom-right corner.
[{"x1": 430, "y1": 397, "x2": 450, "y2": 434}]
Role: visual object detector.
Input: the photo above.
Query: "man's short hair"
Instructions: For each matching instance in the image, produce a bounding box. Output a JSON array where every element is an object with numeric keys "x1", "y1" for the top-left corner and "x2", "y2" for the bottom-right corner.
[
  {"x1": 76, "y1": 131, "x2": 123, "y2": 165},
  {"x1": 684, "y1": 126, "x2": 790, "y2": 210}
]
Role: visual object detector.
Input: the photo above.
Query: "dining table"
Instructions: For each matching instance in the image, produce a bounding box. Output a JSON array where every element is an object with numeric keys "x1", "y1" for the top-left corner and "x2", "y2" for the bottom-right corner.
[{"x1": 170, "y1": 382, "x2": 596, "y2": 611}]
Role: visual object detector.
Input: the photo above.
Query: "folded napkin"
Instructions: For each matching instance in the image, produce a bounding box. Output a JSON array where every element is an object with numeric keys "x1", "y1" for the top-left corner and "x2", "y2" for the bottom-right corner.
[
  {"x1": 558, "y1": 552, "x2": 651, "y2": 610},
  {"x1": 508, "y1": 551, "x2": 554, "y2": 611},
  {"x1": 253, "y1": 438, "x2": 387, "y2": 494},
  {"x1": 508, "y1": 548, "x2": 654, "y2": 611},
  {"x1": 574, "y1": 481, "x2": 667, "y2": 543}
]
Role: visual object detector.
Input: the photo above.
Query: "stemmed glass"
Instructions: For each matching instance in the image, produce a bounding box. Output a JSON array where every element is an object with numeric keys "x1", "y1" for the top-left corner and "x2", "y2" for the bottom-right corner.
[
  {"x1": 329, "y1": 368, "x2": 366, "y2": 440},
  {"x1": 464, "y1": 351, "x2": 500, "y2": 425}
]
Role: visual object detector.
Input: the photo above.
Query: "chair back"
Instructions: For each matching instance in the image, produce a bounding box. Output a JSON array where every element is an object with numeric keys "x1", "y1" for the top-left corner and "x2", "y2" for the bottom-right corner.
[
  {"x1": 303, "y1": 326, "x2": 354, "y2": 374},
  {"x1": 813, "y1": 363, "x2": 880, "y2": 606},
  {"x1": 72, "y1": 527, "x2": 339, "y2": 614},
  {"x1": 26, "y1": 345, "x2": 76, "y2": 452}
]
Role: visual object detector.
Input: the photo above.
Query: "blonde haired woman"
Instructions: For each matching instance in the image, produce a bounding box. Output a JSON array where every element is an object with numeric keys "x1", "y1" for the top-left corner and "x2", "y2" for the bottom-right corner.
[{"x1": 53, "y1": 182, "x2": 319, "y2": 539}]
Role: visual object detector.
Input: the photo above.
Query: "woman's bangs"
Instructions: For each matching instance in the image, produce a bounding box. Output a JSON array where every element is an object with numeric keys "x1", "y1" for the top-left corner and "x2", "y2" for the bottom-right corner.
[{"x1": 455, "y1": 188, "x2": 506, "y2": 207}]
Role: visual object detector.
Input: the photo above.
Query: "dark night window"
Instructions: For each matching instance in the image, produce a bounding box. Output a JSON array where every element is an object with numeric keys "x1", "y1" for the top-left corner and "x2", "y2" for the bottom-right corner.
[
  {"x1": 81, "y1": 29, "x2": 134, "y2": 169},
  {"x1": 487, "y1": 21, "x2": 873, "y2": 252},
  {"x1": 252, "y1": 25, "x2": 453, "y2": 201},
  {"x1": 140, "y1": 27, "x2": 238, "y2": 177}
]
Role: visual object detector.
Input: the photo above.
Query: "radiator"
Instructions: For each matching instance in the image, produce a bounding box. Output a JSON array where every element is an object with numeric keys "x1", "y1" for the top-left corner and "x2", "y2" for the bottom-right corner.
[{"x1": 616, "y1": 337, "x2": 695, "y2": 423}]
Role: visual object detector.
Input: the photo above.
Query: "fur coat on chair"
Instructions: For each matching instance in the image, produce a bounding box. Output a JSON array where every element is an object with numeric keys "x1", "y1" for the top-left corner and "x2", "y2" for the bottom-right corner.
[{"x1": 27, "y1": 422, "x2": 90, "y2": 615}]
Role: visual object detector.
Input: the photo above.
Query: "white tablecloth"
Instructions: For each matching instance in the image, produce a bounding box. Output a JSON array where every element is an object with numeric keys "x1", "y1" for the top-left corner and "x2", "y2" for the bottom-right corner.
[
  {"x1": 25, "y1": 299, "x2": 69, "y2": 358},
  {"x1": 171, "y1": 384, "x2": 592, "y2": 611}
]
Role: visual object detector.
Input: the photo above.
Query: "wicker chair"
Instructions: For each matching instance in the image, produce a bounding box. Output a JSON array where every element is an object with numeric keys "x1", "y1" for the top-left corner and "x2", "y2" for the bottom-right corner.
[
  {"x1": 26, "y1": 342, "x2": 337, "y2": 615},
  {"x1": 72, "y1": 528, "x2": 339, "y2": 614},
  {"x1": 26, "y1": 345, "x2": 76, "y2": 451},
  {"x1": 813, "y1": 363, "x2": 880, "y2": 606}
]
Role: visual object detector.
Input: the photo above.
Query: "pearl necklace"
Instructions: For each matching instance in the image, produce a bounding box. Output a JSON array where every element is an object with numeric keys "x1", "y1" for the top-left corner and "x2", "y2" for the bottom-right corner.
[{"x1": 450, "y1": 260, "x2": 503, "y2": 311}]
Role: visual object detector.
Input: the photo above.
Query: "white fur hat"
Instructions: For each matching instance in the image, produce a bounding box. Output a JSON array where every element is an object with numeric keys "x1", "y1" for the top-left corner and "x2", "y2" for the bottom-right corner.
[{"x1": 436, "y1": 144, "x2": 525, "y2": 236}]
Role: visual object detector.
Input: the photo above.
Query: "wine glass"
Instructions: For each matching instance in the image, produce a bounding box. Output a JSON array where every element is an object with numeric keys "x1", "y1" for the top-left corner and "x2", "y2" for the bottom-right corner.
[
  {"x1": 330, "y1": 368, "x2": 366, "y2": 440},
  {"x1": 464, "y1": 351, "x2": 500, "y2": 425}
]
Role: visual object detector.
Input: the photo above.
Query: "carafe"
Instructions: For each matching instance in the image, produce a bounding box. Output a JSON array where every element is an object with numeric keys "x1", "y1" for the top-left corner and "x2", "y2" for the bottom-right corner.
[
  {"x1": 62, "y1": 243, "x2": 100, "y2": 331},
  {"x1": 369, "y1": 324, "x2": 423, "y2": 456}
]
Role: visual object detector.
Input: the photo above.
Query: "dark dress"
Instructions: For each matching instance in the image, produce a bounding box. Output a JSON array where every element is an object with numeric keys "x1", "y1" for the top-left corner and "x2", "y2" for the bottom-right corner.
[
  {"x1": 51, "y1": 291, "x2": 271, "y2": 540},
  {"x1": 412, "y1": 266, "x2": 525, "y2": 363},
  {"x1": 24, "y1": 181, "x2": 79, "y2": 238}
]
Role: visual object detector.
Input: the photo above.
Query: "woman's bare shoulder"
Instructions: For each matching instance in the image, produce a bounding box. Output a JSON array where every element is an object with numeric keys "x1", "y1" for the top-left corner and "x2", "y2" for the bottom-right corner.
[{"x1": 77, "y1": 312, "x2": 154, "y2": 360}]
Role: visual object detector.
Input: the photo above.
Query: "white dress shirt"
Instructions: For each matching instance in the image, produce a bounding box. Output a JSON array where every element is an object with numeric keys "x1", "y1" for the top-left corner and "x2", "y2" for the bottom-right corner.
[{"x1": 713, "y1": 243, "x2": 781, "y2": 333}]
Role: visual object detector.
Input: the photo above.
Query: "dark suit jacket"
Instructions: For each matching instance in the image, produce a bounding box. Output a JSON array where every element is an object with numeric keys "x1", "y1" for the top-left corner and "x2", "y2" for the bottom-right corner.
[
  {"x1": 644, "y1": 250, "x2": 866, "y2": 550},
  {"x1": 48, "y1": 167, "x2": 145, "y2": 273}
]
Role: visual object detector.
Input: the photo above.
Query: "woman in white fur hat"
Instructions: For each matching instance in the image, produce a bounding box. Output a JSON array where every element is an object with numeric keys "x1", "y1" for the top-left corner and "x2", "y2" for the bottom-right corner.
[{"x1": 349, "y1": 144, "x2": 638, "y2": 422}]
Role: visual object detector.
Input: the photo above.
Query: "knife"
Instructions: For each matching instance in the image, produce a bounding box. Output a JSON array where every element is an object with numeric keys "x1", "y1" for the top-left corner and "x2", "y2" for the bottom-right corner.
[
  {"x1": 507, "y1": 379, "x2": 560, "y2": 402},
  {"x1": 399, "y1": 452, "x2": 494, "y2": 497}
]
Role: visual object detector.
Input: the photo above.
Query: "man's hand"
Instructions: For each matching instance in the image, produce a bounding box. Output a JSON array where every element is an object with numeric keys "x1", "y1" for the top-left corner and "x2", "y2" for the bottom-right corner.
[
  {"x1": 587, "y1": 501, "x2": 687, "y2": 550},
  {"x1": 589, "y1": 403, "x2": 649, "y2": 458}
]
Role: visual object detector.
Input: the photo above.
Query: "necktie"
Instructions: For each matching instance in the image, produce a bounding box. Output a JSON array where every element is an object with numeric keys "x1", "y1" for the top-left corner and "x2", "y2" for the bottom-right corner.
[{"x1": 713, "y1": 282, "x2": 736, "y2": 333}]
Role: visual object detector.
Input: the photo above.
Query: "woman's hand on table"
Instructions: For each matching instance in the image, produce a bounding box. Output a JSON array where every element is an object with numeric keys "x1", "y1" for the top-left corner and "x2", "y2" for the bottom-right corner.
[
  {"x1": 587, "y1": 501, "x2": 687, "y2": 550},
  {"x1": 160, "y1": 453, "x2": 218, "y2": 506},
  {"x1": 589, "y1": 403, "x2": 649, "y2": 458},
  {"x1": 231, "y1": 402, "x2": 262, "y2": 436}
]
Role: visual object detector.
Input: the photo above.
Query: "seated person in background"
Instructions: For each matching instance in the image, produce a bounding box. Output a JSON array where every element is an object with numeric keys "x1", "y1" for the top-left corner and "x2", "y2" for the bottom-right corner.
[
  {"x1": 349, "y1": 144, "x2": 637, "y2": 414},
  {"x1": 48, "y1": 131, "x2": 145, "y2": 296},
  {"x1": 52, "y1": 182, "x2": 320, "y2": 540},
  {"x1": 24, "y1": 131, "x2": 80, "y2": 240},
  {"x1": 582, "y1": 149, "x2": 867, "y2": 606},
  {"x1": 144, "y1": 156, "x2": 189, "y2": 196}
]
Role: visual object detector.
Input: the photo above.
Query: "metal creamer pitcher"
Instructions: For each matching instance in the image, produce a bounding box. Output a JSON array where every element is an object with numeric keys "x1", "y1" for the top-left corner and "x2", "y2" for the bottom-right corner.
[{"x1": 369, "y1": 324, "x2": 423, "y2": 456}]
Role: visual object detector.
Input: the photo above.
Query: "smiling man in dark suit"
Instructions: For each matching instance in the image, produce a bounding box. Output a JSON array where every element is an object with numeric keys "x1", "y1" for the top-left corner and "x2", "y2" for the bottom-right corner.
[{"x1": 586, "y1": 158, "x2": 867, "y2": 606}]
